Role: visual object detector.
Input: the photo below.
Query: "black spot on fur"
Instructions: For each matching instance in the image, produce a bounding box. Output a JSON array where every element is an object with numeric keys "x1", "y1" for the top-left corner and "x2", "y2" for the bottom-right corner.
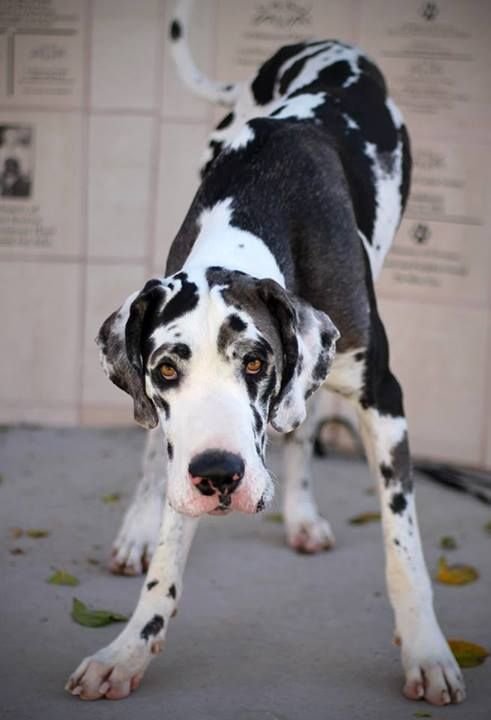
[
  {"x1": 389, "y1": 492, "x2": 407, "y2": 515},
  {"x1": 228, "y1": 314, "x2": 247, "y2": 332},
  {"x1": 172, "y1": 343, "x2": 191, "y2": 359},
  {"x1": 256, "y1": 496, "x2": 266, "y2": 512},
  {"x1": 170, "y1": 19, "x2": 181, "y2": 40},
  {"x1": 393, "y1": 538, "x2": 400, "y2": 546},
  {"x1": 167, "y1": 441, "x2": 174, "y2": 460},
  {"x1": 161, "y1": 279, "x2": 198, "y2": 325},
  {"x1": 167, "y1": 584, "x2": 177, "y2": 599},
  {"x1": 261, "y1": 368, "x2": 277, "y2": 408},
  {"x1": 216, "y1": 112, "x2": 234, "y2": 130},
  {"x1": 380, "y1": 463, "x2": 394, "y2": 484},
  {"x1": 251, "y1": 405, "x2": 263, "y2": 435},
  {"x1": 140, "y1": 614, "x2": 164, "y2": 641},
  {"x1": 147, "y1": 579, "x2": 159, "y2": 590},
  {"x1": 312, "y1": 352, "x2": 328, "y2": 383},
  {"x1": 354, "y1": 351, "x2": 365, "y2": 362},
  {"x1": 301, "y1": 478, "x2": 309, "y2": 489}
]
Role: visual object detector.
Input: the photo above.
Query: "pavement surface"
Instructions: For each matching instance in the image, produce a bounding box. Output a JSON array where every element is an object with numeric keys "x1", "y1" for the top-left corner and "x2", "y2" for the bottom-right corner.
[{"x1": 0, "y1": 426, "x2": 490, "y2": 720}]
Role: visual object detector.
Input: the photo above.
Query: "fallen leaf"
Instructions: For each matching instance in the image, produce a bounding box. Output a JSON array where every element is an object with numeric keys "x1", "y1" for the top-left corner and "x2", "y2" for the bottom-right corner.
[
  {"x1": 484, "y1": 521, "x2": 491, "y2": 535},
  {"x1": 9, "y1": 547, "x2": 25, "y2": 555},
  {"x1": 101, "y1": 492, "x2": 121, "y2": 504},
  {"x1": 26, "y1": 529, "x2": 50, "y2": 539},
  {"x1": 348, "y1": 511, "x2": 381, "y2": 525},
  {"x1": 448, "y1": 639, "x2": 489, "y2": 668},
  {"x1": 264, "y1": 512, "x2": 283, "y2": 523},
  {"x1": 413, "y1": 713, "x2": 432, "y2": 718},
  {"x1": 439, "y1": 535, "x2": 458, "y2": 550},
  {"x1": 365, "y1": 487, "x2": 376, "y2": 495},
  {"x1": 47, "y1": 570, "x2": 79, "y2": 586},
  {"x1": 87, "y1": 557, "x2": 100, "y2": 566},
  {"x1": 9, "y1": 527, "x2": 24, "y2": 539},
  {"x1": 435, "y1": 557, "x2": 479, "y2": 586},
  {"x1": 71, "y1": 598, "x2": 128, "y2": 628},
  {"x1": 0, "y1": 472, "x2": 4, "y2": 483}
]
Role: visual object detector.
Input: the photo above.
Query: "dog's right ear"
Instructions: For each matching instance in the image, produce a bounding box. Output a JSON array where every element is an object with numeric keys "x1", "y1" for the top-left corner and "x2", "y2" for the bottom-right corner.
[{"x1": 96, "y1": 279, "x2": 167, "y2": 429}]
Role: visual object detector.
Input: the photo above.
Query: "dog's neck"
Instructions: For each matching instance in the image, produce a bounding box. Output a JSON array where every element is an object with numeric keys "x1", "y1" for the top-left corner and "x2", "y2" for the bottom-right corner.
[{"x1": 182, "y1": 198, "x2": 285, "y2": 286}]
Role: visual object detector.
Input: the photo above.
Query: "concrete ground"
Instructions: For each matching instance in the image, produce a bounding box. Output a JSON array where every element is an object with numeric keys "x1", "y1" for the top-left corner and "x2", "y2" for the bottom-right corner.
[{"x1": 0, "y1": 426, "x2": 490, "y2": 720}]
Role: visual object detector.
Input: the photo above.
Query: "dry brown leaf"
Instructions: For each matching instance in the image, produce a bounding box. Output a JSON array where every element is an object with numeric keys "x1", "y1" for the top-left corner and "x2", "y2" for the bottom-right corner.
[
  {"x1": 9, "y1": 547, "x2": 25, "y2": 555},
  {"x1": 435, "y1": 557, "x2": 479, "y2": 586},
  {"x1": 439, "y1": 535, "x2": 458, "y2": 550},
  {"x1": 348, "y1": 511, "x2": 381, "y2": 525},
  {"x1": 9, "y1": 527, "x2": 24, "y2": 539},
  {"x1": 448, "y1": 639, "x2": 489, "y2": 668}
]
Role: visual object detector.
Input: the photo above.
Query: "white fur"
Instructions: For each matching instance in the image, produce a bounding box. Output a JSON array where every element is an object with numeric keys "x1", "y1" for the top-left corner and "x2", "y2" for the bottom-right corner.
[{"x1": 272, "y1": 92, "x2": 326, "y2": 120}]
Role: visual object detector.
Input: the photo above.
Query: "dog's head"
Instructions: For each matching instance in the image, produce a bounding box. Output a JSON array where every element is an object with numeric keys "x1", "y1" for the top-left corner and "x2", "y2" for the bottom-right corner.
[{"x1": 97, "y1": 267, "x2": 339, "y2": 516}]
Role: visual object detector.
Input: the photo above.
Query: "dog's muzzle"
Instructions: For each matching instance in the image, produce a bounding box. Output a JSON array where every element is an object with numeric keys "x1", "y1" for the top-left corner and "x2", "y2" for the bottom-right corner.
[{"x1": 189, "y1": 449, "x2": 244, "y2": 510}]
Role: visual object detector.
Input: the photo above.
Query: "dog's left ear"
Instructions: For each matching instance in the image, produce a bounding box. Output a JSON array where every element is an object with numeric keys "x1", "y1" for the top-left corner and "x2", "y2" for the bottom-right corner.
[{"x1": 257, "y1": 279, "x2": 339, "y2": 433}]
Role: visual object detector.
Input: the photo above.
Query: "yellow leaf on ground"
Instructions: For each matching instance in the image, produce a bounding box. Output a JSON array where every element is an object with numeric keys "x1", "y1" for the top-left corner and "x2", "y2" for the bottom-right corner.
[
  {"x1": 264, "y1": 513, "x2": 283, "y2": 523},
  {"x1": 448, "y1": 639, "x2": 489, "y2": 668},
  {"x1": 435, "y1": 557, "x2": 479, "y2": 585},
  {"x1": 47, "y1": 570, "x2": 79, "y2": 586},
  {"x1": 101, "y1": 492, "x2": 121, "y2": 504},
  {"x1": 348, "y1": 511, "x2": 381, "y2": 525},
  {"x1": 26, "y1": 529, "x2": 50, "y2": 538}
]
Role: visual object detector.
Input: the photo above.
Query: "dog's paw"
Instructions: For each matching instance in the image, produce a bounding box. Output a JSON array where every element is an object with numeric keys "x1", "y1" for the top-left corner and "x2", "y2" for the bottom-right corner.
[
  {"x1": 110, "y1": 496, "x2": 161, "y2": 576},
  {"x1": 401, "y1": 634, "x2": 466, "y2": 705},
  {"x1": 286, "y1": 514, "x2": 335, "y2": 554},
  {"x1": 65, "y1": 641, "x2": 158, "y2": 701}
]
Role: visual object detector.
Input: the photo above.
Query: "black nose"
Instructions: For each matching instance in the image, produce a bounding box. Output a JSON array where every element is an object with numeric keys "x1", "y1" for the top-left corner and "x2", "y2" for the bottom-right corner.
[{"x1": 189, "y1": 450, "x2": 244, "y2": 497}]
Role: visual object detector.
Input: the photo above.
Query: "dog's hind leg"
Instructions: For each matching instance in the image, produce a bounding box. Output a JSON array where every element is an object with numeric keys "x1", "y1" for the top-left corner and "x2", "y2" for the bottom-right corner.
[
  {"x1": 354, "y1": 310, "x2": 465, "y2": 706},
  {"x1": 110, "y1": 427, "x2": 166, "y2": 576},
  {"x1": 282, "y1": 395, "x2": 335, "y2": 553}
]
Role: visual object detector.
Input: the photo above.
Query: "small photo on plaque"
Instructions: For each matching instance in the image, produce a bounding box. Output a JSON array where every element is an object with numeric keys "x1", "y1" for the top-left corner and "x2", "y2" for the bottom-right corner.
[{"x1": 0, "y1": 124, "x2": 34, "y2": 199}]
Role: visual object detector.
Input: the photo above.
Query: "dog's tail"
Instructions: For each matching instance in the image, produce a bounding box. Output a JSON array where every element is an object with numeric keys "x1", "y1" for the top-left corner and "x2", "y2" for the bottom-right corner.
[{"x1": 169, "y1": 0, "x2": 241, "y2": 107}]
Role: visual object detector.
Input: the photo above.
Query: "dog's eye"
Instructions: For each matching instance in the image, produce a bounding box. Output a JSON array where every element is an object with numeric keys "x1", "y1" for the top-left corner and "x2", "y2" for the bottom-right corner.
[
  {"x1": 245, "y1": 358, "x2": 262, "y2": 375},
  {"x1": 159, "y1": 363, "x2": 178, "y2": 381}
]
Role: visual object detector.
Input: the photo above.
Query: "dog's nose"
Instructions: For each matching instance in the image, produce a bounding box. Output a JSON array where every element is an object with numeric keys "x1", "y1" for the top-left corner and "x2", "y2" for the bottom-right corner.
[{"x1": 189, "y1": 450, "x2": 244, "y2": 497}]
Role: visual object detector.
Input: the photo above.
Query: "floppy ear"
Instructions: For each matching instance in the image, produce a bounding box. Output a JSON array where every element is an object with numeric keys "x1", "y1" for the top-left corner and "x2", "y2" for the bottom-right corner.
[
  {"x1": 96, "y1": 279, "x2": 166, "y2": 429},
  {"x1": 257, "y1": 279, "x2": 339, "y2": 433}
]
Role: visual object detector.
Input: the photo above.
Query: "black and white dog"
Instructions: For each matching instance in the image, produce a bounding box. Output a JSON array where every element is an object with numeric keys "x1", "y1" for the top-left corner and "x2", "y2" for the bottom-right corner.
[{"x1": 66, "y1": 0, "x2": 465, "y2": 705}]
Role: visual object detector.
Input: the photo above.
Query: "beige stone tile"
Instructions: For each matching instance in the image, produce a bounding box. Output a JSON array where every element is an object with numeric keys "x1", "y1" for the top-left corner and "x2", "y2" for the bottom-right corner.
[
  {"x1": 153, "y1": 121, "x2": 208, "y2": 271},
  {"x1": 0, "y1": 111, "x2": 83, "y2": 257},
  {"x1": 215, "y1": 0, "x2": 358, "y2": 83},
  {"x1": 358, "y1": 0, "x2": 491, "y2": 139},
  {"x1": 0, "y1": 261, "x2": 81, "y2": 411},
  {"x1": 162, "y1": 0, "x2": 216, "y2": 121},
  {"x1": 378, "y1": 298, "x2": 487, "y2": 465},
  {"x1": 82, "y1": 262, "x2": 146, "y2": 409},
  {"x1": 0, "y1": 0, "x2": 86, "y2": 108},
  {"x1": 87, "y1": 115, "x2": 154, "y2": 259},
  {"x1": 91, "y1": 0, "x2": 161, "y2": 110},
  {"x1": 80, "y1": 405, "x2": 133, "y2": 427}
]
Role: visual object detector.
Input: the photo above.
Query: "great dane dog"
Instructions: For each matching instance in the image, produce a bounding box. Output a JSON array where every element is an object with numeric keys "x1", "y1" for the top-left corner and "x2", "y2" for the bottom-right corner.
[{"x1": 66, "y1": 0, "x2": 465, "y2": 705}]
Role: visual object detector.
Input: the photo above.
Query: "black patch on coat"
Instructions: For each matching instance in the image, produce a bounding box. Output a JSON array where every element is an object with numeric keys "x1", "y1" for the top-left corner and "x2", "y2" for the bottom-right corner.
[
  {"x1": 312, "y1": 352, "x2": 328, "y2": 383},
  {"x1": 167, "y1": 441, "x2": 174, "y2": 460},
  {"x1": 389, "y1": 492, "x2": 407, "y2": 515},
  {"x1": 161, "y1": 280, "x2": 198, "y2": 325},
  {"x1": 228, "y1": 314, "x2": 247, "y2": 332},
  {"x1": 172, "y1": 343, "x2": 191, "y2": 360},
  {"x1": 251, "y1": 41, "x2": 308, "y2": 104},
  {"x1": 380, "y1": 463, "x2": 394, "y2": 484},
  {"x1": 251, "y1": 405, "x2": 263, "y2": 435},
  {"x1": 216, "y1": 112, "x2": 234, "y2": 130},
  {"x1": 167, "y1": 584, "x2": 177, "y2": 599},
  {"x1": 354, "y1": 351, "x2": 365, "y2": 362},
  {"x1": 278, "y1": 44, "x2": 331, "y2": 95},
  {"x1": 147, "y1": 579, "x2": 159, "y2": 590},
  {"x1": 256, "y1": 496, "x2": 266, "y2": 512},
  {"x1": 170, "y1": 20, "x2": 182, "y2": 40},
  {"x1": 261, "y1": 368, "x2": 277, "y2": 408},
  {"x1": 140, "y1": 614, "x2": 164, "y2": 641},
  {"x1": 393, "y1": 538, "x2": 400, "y2": 546}
]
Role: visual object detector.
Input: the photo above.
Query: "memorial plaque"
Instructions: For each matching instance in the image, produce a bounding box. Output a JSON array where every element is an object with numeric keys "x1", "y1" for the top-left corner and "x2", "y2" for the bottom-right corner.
[
  {"x1": 0, "y1": 0, "x2": 86, "y2": 107},
  {"x1": 359, "y1": 0, "x2": 491, "y2": 138}
]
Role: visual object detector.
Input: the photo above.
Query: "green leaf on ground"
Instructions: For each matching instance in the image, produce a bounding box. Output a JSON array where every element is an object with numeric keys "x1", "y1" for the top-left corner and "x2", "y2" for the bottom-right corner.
[
  {"x1": 47, "y1": 570, "x2": 79, "y2": 586},
  {"x1": 439, "y1": 535, "x2": 458, "y2": 550},
  {"x1": 448, "y1": 639, "x2": 489, "y2": 668},
  {"x1": 27, "y1": 528, "x2": 50, "y2": 538},
  {"x1": 71, "y1": 598, "x2": 128, "y2": 628},
  {"x1": 264, "y1": 512, "x2": 283, "y2": 523},
  {"x1": 87, "y1": 557, "x2": 100, "y2": 566},
  {"x1": 348, "y1": 511, "x2": 381, "y2": 525},
  {"x1": 484, "y1": 521, "x2": 491, "y2": 535},
  {"x1": 0, "y1": 472, "x2": 4, "y2": 484},
  {"x1": 413, "y1": 712, "x2": 432, "y2": 718},
  {"x1": 435, "y1": 557, "x2": 479, "y2": 586},
  {"x1": 101, "y1": 492, "x2": 121, "y2": 504}
]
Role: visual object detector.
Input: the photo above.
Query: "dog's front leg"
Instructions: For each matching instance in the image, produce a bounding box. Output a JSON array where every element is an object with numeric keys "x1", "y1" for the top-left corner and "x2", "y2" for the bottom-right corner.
[
  {"x1": 66, "y1": 500, "x2": 198, "y2": 700},
  {"x1": 357, "y1": 403, "x2": 466, "y2": 706}
]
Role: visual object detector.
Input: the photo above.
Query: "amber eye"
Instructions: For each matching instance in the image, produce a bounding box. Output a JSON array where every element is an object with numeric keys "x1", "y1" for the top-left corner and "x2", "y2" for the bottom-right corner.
[
  {"x1": 245, "y1": 358, "x2": 263, "y2": 375},
  {"x1": 159, "y1": 363, "x2": 178, "y2": 381}
]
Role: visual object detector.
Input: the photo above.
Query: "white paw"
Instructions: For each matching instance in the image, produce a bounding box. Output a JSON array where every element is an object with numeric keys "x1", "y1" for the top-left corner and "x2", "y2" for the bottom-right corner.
[
  {"x1": 110, "y1": 495, "x2": 162, "y2": 576},
  {"x1": 286, "y1": 514, "x2": 335, "y2": 554},
  {"x1": 401, "y1": 632, "x2": 466, "y2": 705},
  {"x1": 65, "y1": 638, "x2": 160, "y2": 701}
]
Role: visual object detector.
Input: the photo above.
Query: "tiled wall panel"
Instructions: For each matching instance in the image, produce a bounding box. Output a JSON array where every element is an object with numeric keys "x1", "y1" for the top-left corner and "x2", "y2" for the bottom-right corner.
[{"x1": 0, "y1": 0, "x2": 490, "y2": 467}]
